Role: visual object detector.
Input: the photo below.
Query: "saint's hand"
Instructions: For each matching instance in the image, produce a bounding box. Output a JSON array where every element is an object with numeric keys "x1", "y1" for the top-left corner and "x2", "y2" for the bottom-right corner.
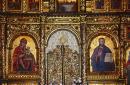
[{"x1": 19, "y1": 54, "x2": 25, "y2": 58}]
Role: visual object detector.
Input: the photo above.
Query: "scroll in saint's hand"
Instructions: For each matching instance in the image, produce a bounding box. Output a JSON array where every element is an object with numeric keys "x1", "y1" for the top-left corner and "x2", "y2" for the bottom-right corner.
[{"x1": 104, "y1": 53, "x2": 113, "y2": 63}]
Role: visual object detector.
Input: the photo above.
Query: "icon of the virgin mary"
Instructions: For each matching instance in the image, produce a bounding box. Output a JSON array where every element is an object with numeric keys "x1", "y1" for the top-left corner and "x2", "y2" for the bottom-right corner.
[{"x1": 13, "y1": 38, "x2": 36, "y2": 72}]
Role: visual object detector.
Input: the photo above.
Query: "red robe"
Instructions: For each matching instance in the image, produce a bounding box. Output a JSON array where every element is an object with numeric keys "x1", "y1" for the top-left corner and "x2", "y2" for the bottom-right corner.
[
  {"x1": 13, "y1": 46, "x2": 35, "y2": 72},
  {"x1": 13, "y1": 46, "x2": 24, "y2": 71},
  {"x1": 126, "y1": 60, "x2": 130, "y2": 68}
]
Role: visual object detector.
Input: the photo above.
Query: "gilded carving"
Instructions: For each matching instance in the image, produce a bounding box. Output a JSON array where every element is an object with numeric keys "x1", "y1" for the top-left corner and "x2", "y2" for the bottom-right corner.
[
  {"x1": 44, "y1": 24, "x2": 80, "y2": 44},
  {"x1": 46, "y1": 30, "x2": 80, "y2": 84},
  {"x1": 86, "y1": 24, "x2": 119, "y2": 36},
  {"x1": 80, "y1": 0, "x2": 86, "y2": 12},
  {"x1": 40, "y1": 16, "x2": 82, "y2": 84},
  {"x1": 49, "y1": 0, "x2": 55, "y2": 12},
  {"x1": 85, "y1": 17, "x2": 120, "y2": 81},
  {"x1": 0, "y1": 14, "x2": 128, "y2": 85},
  {"x1": 122, "y1": 16, "x2": 130, "y2": 23},
  {"x1": 0, "y1": 16, "x2": 6, "y2": 23},
  {"x1": 45, "y1": 17, "x2": 80, "y2": 24},
  {"x1": 0, "y1": 16, "x2": 6, "y2": 79},
  {"x1": 4, "y1": 16, "x2": 41, "y2": 79},
  {"x1": 7, "y1": 17, "x2": 40, "y2": 24},
  {"x1": 86, "y1": 16, "x2": 120, "y2": 24}
]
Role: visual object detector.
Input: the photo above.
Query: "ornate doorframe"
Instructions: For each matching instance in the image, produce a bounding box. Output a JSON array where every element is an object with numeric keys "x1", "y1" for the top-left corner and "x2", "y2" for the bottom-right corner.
[{"x1": 42, "y1": 16, "x2": 82, "y2": 84}]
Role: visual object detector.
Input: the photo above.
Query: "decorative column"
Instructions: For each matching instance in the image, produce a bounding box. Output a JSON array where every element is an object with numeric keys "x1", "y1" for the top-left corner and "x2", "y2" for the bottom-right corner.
[
  {"x1": 23, "y1": 0, "x2": 28, "y2": 12},
  {"x1": 0, "y1": 16, "x2": 6, "y2": 84},
  {"x1": 80, "y1": 15, "x2": 86, "y2": 84},
  {"x1": 49, "y1": 0, "x2": 56, "y2": 12},
  {"x1": 40, "y1": 16, "x2": 46, "y2": 85},
  {"x1": 2, "y1": 0, "x2": 6, "y2": 12},
  {"x1": 79, "y1": 0, "x2": 86, "y2": 12}
]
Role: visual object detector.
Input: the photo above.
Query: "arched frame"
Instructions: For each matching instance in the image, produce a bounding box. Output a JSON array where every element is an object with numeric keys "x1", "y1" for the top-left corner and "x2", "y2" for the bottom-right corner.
[
  {"x1": 86, "y1": 31, "x2": 120, "y2": 80},
  {"x1": 6, "y1": 32, "x2": 41, "y2": 79},
  {"x1": 43, "y1": 24, "x2": 82, "y2": 84},
  {"x1": 45, "y1": 25, "x2": 81, "y2": 45}
]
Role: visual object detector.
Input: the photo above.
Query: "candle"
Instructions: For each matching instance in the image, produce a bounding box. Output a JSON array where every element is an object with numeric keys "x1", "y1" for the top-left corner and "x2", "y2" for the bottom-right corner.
[
  {"x1": 35, "y1": 0, "x2": 39, "y2": 2},
  {"x1": 71, "y1": 0, "x2": 76, "y2": 2},
  {"x1": 58, "y1": 0, "x2": 64, "y2": 3},
  {"x1": 12, "y1": 0, "x2": 15, "y2": 3},
  {"x1": 59, "y1": 34, "x2": 67, "y2": 45}
]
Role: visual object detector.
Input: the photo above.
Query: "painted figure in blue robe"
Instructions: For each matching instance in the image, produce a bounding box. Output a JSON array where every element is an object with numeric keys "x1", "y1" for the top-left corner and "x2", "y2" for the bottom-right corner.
[
  {"x1": 111, "y1": 0, "x2": 121, "y2": 9},
  {"x1": 96, "y1": 0, "x2": 104, "y2": 9},
  {"x1": 91, "y1": 38, "x2": 115, "y2": 72}
]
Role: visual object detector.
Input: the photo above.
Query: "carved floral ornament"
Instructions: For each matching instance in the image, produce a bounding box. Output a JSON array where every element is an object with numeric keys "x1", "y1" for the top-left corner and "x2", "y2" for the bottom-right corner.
[
  {"x1": 122, "y1": 16, "x2": 130, "y2": 23},
  {"x1": 86, "y1": 16, "x2": 120, "y2": 24},
  {"x1": 5, "y1": 26, "x2": 41, "y2": 80},
  {"x1": 45, "y1": 17, "x2": 80, "y2": 24},
  {"x1": 7, "y1": 17, "x2": 40, "y2": 23},
  {"x1": 44, "y1": 24, "x2": 80, "y2": 45},
  {"x1": 0, "y1": 16, "x2": 6, "y2": 23},
  {"x1": 7, "y1": 24, "x2": 40, "y2": 34},
  {"x1": 86, "y1": 24, "x2": 119, "y2": 36}
]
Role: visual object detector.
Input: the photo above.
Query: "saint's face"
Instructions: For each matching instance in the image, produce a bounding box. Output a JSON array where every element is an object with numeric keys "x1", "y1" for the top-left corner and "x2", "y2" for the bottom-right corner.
[
  {"x1": 20, "y1": 42, "x2": 27, "y2": 48},
  {"x1": 99, "y1": 38, "x2": 105, "y2": 46}
]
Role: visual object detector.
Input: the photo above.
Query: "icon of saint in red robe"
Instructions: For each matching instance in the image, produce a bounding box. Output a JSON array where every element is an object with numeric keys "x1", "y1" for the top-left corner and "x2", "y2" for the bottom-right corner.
[{"x1": 13, "y1": 38, "x2": 36, "y2": 72}]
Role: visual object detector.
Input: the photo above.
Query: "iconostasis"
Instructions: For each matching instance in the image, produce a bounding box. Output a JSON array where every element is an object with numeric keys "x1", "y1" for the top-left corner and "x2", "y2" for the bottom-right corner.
[
  {"x1": 0, "y1": 15, "x2": 129, "y2": 85},
  {"x1": 0, "y1": 0, "x2": 130, "y2": 85}
]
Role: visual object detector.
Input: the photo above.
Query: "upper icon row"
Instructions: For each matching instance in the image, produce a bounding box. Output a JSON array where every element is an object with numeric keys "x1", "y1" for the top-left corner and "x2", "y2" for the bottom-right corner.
[{"x1": 0, "y1": 0, "x2": 129, "y2": 13}]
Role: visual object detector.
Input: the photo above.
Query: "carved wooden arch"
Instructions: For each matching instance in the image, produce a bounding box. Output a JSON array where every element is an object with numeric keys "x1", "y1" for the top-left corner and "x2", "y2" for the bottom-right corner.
[
  {"x1": 44, "y1": 26, "x2": 82, "y2": 85},
  {"x1": 42, "y1": 25, "x2": 81, "y2": 84},
  {"x1": 45, "y1": 25, "x2": 81, "y2": 46},
  {"x1": 8, "y1": 33, "x2": 40, "y2": 49},
  {"x1": 86, "y1": 32, "x2": 119, "y2": 50}
]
